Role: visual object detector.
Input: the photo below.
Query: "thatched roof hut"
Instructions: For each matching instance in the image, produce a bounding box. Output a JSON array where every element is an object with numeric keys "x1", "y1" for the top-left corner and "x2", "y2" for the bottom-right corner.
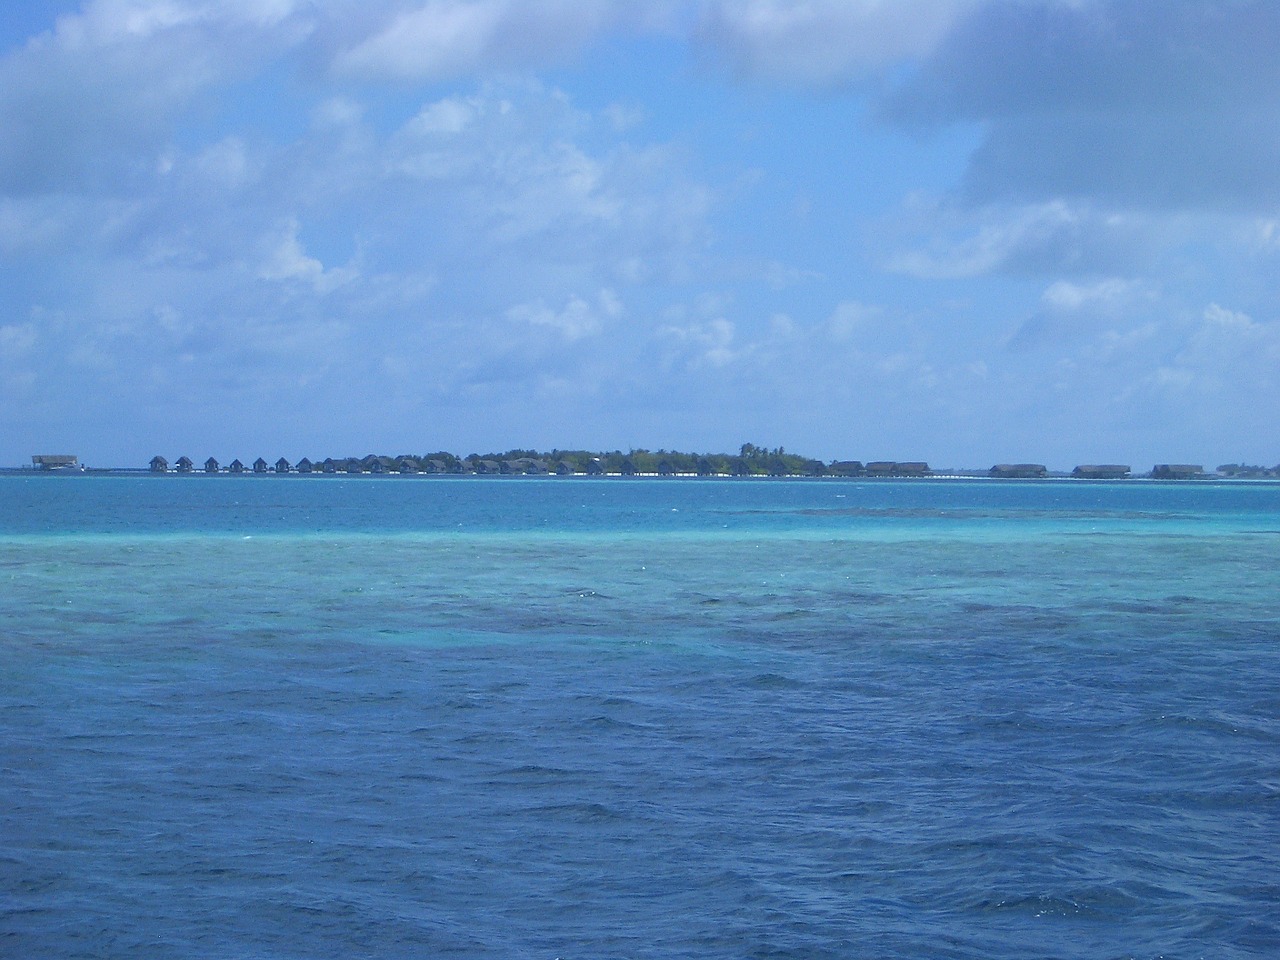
[
  {"x1": 32, "y1": 455, "x2": 79, "y2": 470},
  {"x1": 1151, "y1": 464, "x2": 1203, "y2": 479},
  {"x1": 1072, "y1": 464, "x2": 1130, "y2": 479},
  {"x1": 990, "y1": 463, "x2": 1047, "y2": 479}
]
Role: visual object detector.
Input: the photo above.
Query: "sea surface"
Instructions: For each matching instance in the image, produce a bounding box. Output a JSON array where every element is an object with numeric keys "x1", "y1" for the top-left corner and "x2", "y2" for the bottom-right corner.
[{"x1": 2, "y1": 475, "x2": 1278, "y2": 959}]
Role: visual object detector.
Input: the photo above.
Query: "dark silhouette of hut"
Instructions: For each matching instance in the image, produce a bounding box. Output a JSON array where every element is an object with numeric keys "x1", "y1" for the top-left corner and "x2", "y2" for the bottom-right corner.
[
  {"x1": 274, "y1": 457, "x2": 291, "y2": 474},
  {"x1": 1151, "y1": 464, "x2": 1203, "y2": 479},
  {"x1": 990, "y1": 463, "x2": 1047, "y2": 479},
  {"x1": 252, "y1": 458, "x2": 268, "y2": 474},
  {"x1": 399, "y1": 459, "x2": 420, "y2": 474},
  {"x1": 321, "y1": 458, "x2": 338, "y2": 474},
  {"x1": 149, "y1": 456, "x2": 169, "y2": 473},
  {"x1": 1072, "y1": 464, "x2": 1130, "y2": 479},
  {"x1": 204, "y1": 457, "x2": 220, "y2": 474},
  {"x1": 32, "y1": 455, "x2": 79, "y2": 470},
  {"x1": 296, "y1": 458, "x2": 313, "y2": 474},
  {"x1": 895, "y1": 462, "x2": 931, "y2": 477},
  {"x1": 828, "y1": 460, "x2": 864, "y2": 477},
  {"x1": 229, "y1": 459, "x2": 244, "y2": 474}
]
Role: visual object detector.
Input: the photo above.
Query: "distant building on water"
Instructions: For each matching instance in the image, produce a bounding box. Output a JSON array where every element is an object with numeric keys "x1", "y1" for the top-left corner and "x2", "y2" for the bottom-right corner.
[
  {"x1": 990, "y1": 463, "x2": 1048, "y2": 479},
  {"x1": 1151, "y1": 464, "x2": 1204, "y2": 480},
  {"x1": 1072, "y1": 464, "x2": 1131, "y2": 479},
  {"x1": 32, "y1": 455, "x2": 80, "y2": 471}
]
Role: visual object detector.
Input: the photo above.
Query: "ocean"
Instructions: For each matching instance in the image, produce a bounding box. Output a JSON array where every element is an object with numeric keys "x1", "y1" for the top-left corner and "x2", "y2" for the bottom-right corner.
[{"x1": 2, "y1": 475, "x2": 1278, "y2": 959}]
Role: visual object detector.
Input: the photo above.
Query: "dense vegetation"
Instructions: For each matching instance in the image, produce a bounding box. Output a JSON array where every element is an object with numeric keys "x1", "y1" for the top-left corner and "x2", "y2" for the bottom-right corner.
[{"x1": 397, "y1": 444, "x2": 833, "y2": 476}]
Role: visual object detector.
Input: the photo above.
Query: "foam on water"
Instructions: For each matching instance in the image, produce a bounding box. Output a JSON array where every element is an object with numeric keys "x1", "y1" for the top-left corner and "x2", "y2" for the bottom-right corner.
[{"x1": 2, "y1": 477, "x2": 1278, "y2": 958}]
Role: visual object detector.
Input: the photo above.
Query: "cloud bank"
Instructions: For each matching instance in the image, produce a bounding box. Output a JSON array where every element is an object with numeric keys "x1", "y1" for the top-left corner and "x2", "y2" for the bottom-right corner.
[{"x1": 2, "y1": 1, "x2": 1276, "y2": 467}]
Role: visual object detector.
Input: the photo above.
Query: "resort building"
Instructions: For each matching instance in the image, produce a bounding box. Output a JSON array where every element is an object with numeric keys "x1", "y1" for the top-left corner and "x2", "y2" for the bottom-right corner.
[
  {"x1": 1072, "y1": 464, "x2": 1131, "y2": 479},
  {"x1": 149, "y1": 456, "x2": 169, "y2": 473},
  {"x1": 31, "y1": 455, "x2": 80, "y2": 471},
  {"x1": 866, "y1": 461, "x2": 931, "y2": 477},
  {"x1": 204, "y1": 457, "x2": 219, "y2": 473},
  {"x1": 990, "y1": 464, "x2": 1048, "y2": 479},
  {"x1": 1151, "y1": 464, "x2": 1204, "y2": 480},
  {"x1": 829, "y1": 461, "x2": 865, "y2": 477}
]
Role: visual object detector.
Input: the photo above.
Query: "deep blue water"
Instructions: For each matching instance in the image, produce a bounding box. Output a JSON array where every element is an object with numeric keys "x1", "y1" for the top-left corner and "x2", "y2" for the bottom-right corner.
[{"x1": 2, "y1": 476, "x2": 1278, "y2": 959}]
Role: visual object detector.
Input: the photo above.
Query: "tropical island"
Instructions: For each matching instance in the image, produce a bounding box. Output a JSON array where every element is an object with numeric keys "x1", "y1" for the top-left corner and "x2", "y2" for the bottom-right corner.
[
  {"x1": 18, "y1": 449, "x2": 1279, "y2": 479},
  {"x1": 103, "y1": 448, "x2": 1277, "y2": 479}
]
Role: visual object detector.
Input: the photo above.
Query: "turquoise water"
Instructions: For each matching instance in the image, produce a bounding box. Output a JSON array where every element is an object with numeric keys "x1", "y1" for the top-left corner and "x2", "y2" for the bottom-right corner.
[{"x1": 3, "y1": 476, "x2": 1279, "y2": 958}]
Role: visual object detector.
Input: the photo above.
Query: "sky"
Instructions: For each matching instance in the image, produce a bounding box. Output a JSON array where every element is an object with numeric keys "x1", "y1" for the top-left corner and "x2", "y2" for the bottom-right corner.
[{"x1": 2, "y1": 0, "x2": 1278, "y2": 470}]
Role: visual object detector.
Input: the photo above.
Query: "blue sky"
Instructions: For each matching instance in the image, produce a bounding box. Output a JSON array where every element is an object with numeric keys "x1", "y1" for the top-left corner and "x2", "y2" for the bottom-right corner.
[{"x1": 2, "y1": 0, "x2": 1278, "y2": 469}]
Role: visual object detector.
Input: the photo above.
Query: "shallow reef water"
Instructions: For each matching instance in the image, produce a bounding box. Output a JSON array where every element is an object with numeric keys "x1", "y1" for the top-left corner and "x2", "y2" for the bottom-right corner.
[{"x1": 3, "y1": 476, "x2": 1279, "y2": 959}]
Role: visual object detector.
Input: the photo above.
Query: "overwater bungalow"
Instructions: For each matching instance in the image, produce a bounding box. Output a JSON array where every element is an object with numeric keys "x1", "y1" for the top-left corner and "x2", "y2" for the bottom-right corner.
[
  {"x1": 321, "y1": 458, "x2": 338, "y2": 474},
  {"x1": 275, "y1": 457, "x2": 291, "y2": 474},
  {"x1": 1073, "y1": 464, "x2": 1130, "y2": 479},
  {"x1": 32, "y1": 455, "x2": 80, "y2": 471},
  {"x1": 1151, "y1": 464, "x2": 1204, "y2": 480},
  {"x1": 149, "y1": 455, "x2": 168, "y2": 473},
  {"x1": 229, "y1": 459, "x2": 244, "y2": 474},
  {"x1": 174, "y1": 456, "x2": 194, "y2": 473},
  {"x1": 204, "y1": 457, "x2": 219, "y2": 474},
  {"x1": 828, "y1": 460, "x2": 864, "y2": 477},
  {"x1": 296, "y1": 458, "x2": 313, "y2": 474},
  {"x1": 990, "y1": 463, "x2": 1047, "y2": 479},
  {"x1": 896, "y1": 462, "x2": 931, "y2": 477},
  {"x1": 399, "y1": 459, "x2": 420, "y2": 474},
  {"x1": 865, "y1": 461, "x2": 930, "y2": 477},
  {"x1": 252, "y1": 458, "x2": 268, "y2": 474}
]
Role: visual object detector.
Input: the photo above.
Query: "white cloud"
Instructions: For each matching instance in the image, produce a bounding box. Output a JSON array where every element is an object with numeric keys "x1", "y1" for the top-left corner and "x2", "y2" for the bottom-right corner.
[
  {"x1": 257, "y1": 218, "x2": 355, "y2": 292},
  {"x1": 827, "y1": 300, "x2": 881, "y2": 342},
  {"x1": 884, "y1": 1, "x2": 1280, "y2": 214},
  {"x1": 337, "y1": 1, "x2": 508, "y2": 81},
  {"x1": 659, "y1": 316, "x2": 738, "y2": 368},
  {"x1": 333, "y1": 0, "x2": 667, "y2": 82},
  {"x1": 882, "y1": 198, "x2": 1161, "y2": 279},
  {"x1": 506, "y1": 289, "x2": 620, "y2": 341},
  {"x1": 0, "y1": 323, "x2": 38, "y2": 355},
  {"x1": 1040, "y1": 278, "x2": 1152, "y2": 314},
  {"x1": 0, "y1": 0, "x2": 312, "y2": 195},
  {"x1": 698, "y1": 0, "x2": 973, "y2": 87}
]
